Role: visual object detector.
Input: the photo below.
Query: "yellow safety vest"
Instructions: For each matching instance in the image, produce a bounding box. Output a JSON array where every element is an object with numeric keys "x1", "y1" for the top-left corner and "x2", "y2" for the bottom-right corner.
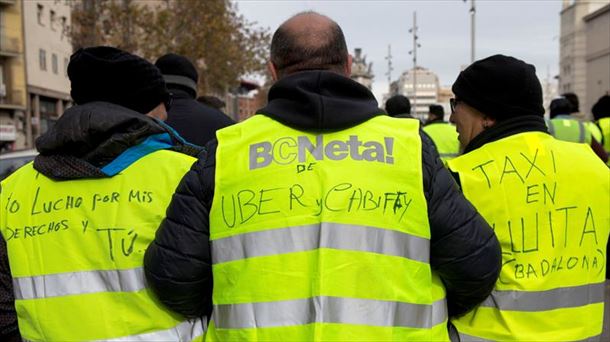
[
  {"x1": 423, "y1": 122, "x2": 460, "y2": 162},
  {"x1": 448, "y1": 132, "x2": 610, "y2": 341},
  {"x1": 207, "y1": 115, "x2": 449, "y2": 341},
  {"x1": 0, "y1": 149, "x2": 204, "y2": 341},
  {"x1": 598, "y1": 117, "x2": 610, "y2": 153},
  {"x1": 547, "y1": 117, "x2": 592, "y2": 144},
  {"x1": 584, "y1": 121, "x2": 603, "y2": 144}
]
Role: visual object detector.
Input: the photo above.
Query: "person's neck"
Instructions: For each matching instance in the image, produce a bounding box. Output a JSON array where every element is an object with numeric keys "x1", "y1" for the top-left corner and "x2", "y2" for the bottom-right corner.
[{"x1": 464, "y1": 115, "x2": 549, "y2": 153}]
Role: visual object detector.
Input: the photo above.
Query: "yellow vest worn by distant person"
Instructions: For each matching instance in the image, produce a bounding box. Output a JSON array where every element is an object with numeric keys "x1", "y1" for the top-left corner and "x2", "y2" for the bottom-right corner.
[
  {"x1": 584, "y1": 121, "x2": 603, "y2": 143},
  {"x1": 423, "y1": 122, "x2": 460, "y2": 162},
  {"x1": 547, "y1": 117, "x2": 592, "y2": 144},
  {"x1": 0, "y1": 149, "x2": 204, "y2": 341},
  {"x1": 207, "y1": 115, "x2": 449, "y2": 341},
  {"x1": 598, "y1": 117, "x2": 610, "y2": 153},
  {"x1": 448, "y1": 132, "x2": 610, "y2": 341}
]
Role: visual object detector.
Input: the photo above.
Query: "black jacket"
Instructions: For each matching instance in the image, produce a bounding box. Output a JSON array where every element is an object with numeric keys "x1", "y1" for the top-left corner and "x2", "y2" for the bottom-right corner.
[
  {"x1": 0, "y1": 102, "x2": 201, "y2": 341},
  {"x1": 144, "y1": 70, "x2": 502, "y2": 319},
  {"x1": 165, "y1": 88, "x2": 234, "y2": 146}
]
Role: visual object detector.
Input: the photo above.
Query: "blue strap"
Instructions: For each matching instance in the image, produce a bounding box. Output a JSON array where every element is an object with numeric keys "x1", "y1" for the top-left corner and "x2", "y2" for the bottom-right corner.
[
  {"x1": 100, "y1": 133, "x2": 174, "y2": 176},
  {"x1": 156, "y1": 119, "x2": 203, "y2": 149}
]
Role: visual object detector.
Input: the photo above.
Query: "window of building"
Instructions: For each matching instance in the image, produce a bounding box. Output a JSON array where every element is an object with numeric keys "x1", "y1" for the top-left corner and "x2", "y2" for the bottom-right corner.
[
  {"x1": 64, "y1": 57, "x2": 69, "y2": 77},
  {"x1": 37, "y1": 4, "x2": 44, "y2": 26},
  {"x1": 52, "y1": 54, "x2": 58, "y2": 74},
  {"x1": 50, "y1": 10, "x2": 57, "y2": 30},
  {"x1": 39, "y1": 49, "x2": 47, "y2": 71},
  {"x1": 60, "y1": 16, "x2": 67, "y2": 38}
]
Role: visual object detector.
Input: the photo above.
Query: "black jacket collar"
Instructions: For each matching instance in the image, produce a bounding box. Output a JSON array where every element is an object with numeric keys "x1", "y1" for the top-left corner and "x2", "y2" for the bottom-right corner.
[
  {"x1": 258, "y1": 70, "x2": 384, "y2": 131},
  {"x1": 34, "y1": 101, "x2": 200, "y2": 179},
  {"x1": 464, "y1": 115, "x2": 549, "y2": 153},
  {"x1": 169, "y1": 87, "x2": 195, "y2": 100}
]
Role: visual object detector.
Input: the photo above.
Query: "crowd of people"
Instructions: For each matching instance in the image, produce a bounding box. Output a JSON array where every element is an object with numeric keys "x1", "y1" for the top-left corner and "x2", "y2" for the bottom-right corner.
[{"x1": 0, "y1": 11, "x2": 608, "y2": 342}]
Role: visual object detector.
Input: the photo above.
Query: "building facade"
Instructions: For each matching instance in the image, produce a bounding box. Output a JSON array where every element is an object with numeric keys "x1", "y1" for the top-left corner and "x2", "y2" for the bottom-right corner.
[
  {"x1": 350, "y1": 48, "x2": 373, "y2": 90},
  {"x1": 22, "y1": 0, "x2": 72, "y2": 148},
  {"x1": 224, "y1": 79, "x2": 265, "y2": 122},
  {"x1": 0, "y1": 0, "x2": 27, "y2": 152},
  {"x1": 394, "y1": 67, "x2": 440, "y2": 120},
  {"x1": 584, "y1": 3, "x2": 610, "y2": 114},
  {"x1": 559, "y1": 0, "x2": 607, "y2": 118},
  {"x1": 436, "y1": 86, "x2": 453, "y2": 121}
]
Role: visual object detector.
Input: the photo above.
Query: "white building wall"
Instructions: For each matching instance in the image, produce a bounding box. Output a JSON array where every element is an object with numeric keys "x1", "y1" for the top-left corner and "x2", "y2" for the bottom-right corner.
[
  {"x1": 397, "y1": 67, "x2": 440, "y2": 120},
  {"x1": 23, "y1": 0, "x2": 71, "y2": 95},
  {"x1": 584, "y1": 4, "x2": 610, "y2": 115},
  {"x1": 559, "y1": 0, "x2": 607, "y2": 118}
]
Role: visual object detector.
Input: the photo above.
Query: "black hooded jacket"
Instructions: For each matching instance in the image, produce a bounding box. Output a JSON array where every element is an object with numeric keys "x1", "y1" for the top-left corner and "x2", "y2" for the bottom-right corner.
[
  {"x1": 144, "y1": 71, "x2": 501, "y2": 319},
  {"x1": 165, "y1": 88, "x2": 235, "y2": 147}
]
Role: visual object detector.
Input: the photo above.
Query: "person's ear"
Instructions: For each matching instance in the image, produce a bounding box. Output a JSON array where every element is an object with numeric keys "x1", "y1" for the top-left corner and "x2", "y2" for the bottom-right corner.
[
  {"x1": 146, "y1": 102, "x2": 167, "y2": 121},
  {"x1": 268, "y1": 61, "x2": 279, "y2": 81},
  {"x1": 482, "y1": 116, "x2": 496, "y2": 129}
]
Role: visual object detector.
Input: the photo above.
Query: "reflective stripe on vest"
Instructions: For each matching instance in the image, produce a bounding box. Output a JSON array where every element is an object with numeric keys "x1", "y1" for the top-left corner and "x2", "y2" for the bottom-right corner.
[
  {"x1": 213, "y1": 296, "x2": 447, "y2": 329},
  {"x1": 212, "y1": 222, "x2": 430, "y2": 264},
  {"x1": 13, "y1": 267, "x2": 145, "y2": 300},
  {"x1": 0, "y1": 150, "x2": 200, "y2": 341},
  {"x1": 208, "y1": 115, "x2": 448, "y2": 341},
  {"x1": 439, "y1": 152, "x2": 459, "y2": 159},
  {"x1": 458, "y1": 331, "x2": 603, "y2": 342},
  {"x1": 448, "y1": 132, "x2": 610, "y2": 341},
  {"x1": 479, "y1": 282, "x2": 605, "y2": 311},
  {"x1": 23, "y1": 319, "x2": 206, "y2": 342},
  {"x1": 548, "y1": 118, "x2": 589, "y2": 143},
  {"x1": 101, "y1": 319, "x2": 206, "y2": 342}
]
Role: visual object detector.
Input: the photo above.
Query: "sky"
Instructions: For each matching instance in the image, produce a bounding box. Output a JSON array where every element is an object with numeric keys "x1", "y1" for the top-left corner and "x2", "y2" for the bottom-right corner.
[{"x1": 234, "y1": 0, "x2": 563, "y2": 102}]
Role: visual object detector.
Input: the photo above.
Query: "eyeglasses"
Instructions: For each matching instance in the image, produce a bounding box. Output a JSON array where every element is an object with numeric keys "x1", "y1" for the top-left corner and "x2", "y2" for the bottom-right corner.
[{"x1": 449, "y1": 98, "x2": 461, "y2": 114}]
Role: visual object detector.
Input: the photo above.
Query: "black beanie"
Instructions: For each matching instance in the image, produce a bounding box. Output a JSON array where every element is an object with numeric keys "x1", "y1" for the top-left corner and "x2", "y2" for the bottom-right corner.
[
  {"x1": 155, "y1": 53, "x2": 199, "y2": 97},
  {"x1": 429, "y1": 104, "x2": 444, "y2": 117},
  {"x1": 68, "y1": 46, "x2": 169, "y2": 114},
  {"x1": 452, "y1": 54, "x2": 544, "y2": 121},
  {"x1": 549, "y1": 97, "x2": 572, "y2": 118},
  {"x1": 592, "y1": 95, "x2": 610, "y2": 121},
  {"x1": 385, "y1": 95, "x2": 411, "y2": 117}
]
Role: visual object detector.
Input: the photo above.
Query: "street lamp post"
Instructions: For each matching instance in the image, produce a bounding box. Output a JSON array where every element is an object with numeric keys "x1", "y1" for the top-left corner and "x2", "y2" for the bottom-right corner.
[
  {"x1": 408, "y1": 11, "x2": 420, "y2": 118},
  {"x1": 385, "y1": 44, "x2": 393, "y2": 94},
  {"x1": 465, "y1": 0, "x2": 476, "y2": 63},
  {"x1": 471, "y1": 0, "x2": 476, "y2": 63}
]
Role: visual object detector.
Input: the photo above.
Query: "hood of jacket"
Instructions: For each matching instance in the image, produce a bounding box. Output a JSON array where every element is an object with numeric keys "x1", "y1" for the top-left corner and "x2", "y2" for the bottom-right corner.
[
  {"x1": 34, "y1": 101, "x2": 201, "y2": 180},
  {"x1": 258, "y1": 70, "x2": 384, "y2": 130}
]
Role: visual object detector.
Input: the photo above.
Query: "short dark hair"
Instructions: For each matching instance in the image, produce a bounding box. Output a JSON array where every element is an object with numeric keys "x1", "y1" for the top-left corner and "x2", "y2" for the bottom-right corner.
[
  {"x1": 592, "y1": 95, "x2": 610, "y2": 121},
  {"x1": 549, "y1": 97, "x2": 572, "y2": 118},
  {"x1": 429, "y1": 104, "x2": 444, "y2": 118},
  {"x1": 561, "y1": 92, "x2": 579, "y2": 112},
  {"x1": 270, "y1": 12, "x2": 348, "y2": 77},
  {"x1": 385, "y1": 95, "x2": 411, "y2": 117}
]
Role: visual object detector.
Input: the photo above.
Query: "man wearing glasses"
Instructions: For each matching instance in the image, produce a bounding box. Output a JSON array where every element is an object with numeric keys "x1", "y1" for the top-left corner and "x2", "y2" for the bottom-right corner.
[{"x1": 448, "y1": 54, "x2": 609, "y2": 341}]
